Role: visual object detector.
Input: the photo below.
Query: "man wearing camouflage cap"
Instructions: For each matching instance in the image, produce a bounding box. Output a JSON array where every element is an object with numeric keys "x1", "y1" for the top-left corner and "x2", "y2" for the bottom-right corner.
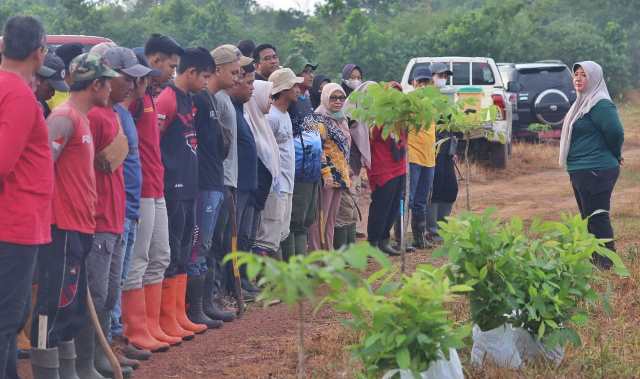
[{"x1": 30, "y1": 52, "x2": 119, "y2": 379}]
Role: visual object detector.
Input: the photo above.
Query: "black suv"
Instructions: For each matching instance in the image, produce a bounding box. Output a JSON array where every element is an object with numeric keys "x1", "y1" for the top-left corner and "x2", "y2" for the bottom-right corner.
[{"x1": 498, "y1": 61, "x2": 576, "y2": 139}]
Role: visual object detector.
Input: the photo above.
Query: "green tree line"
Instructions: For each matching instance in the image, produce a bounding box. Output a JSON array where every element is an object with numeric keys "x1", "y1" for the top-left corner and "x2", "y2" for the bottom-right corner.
[{"x1": 2, "y1": 0, "x2": 637, "y2": 96}]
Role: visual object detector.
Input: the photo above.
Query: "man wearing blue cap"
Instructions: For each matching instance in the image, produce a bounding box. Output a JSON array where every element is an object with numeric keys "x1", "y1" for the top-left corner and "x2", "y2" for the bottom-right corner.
[{"x1": 35, "y1": 53, "x2": 69, "y2": 117}]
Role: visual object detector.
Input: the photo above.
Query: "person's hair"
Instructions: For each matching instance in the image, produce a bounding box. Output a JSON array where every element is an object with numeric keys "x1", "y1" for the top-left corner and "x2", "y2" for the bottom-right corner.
[
  {"x1": 177, "y1": 47, "x2": 215, "y2": 74},
  {"x1": 2, "y1": 16, "x2": 45, "y2": 60},
  {"x1": 252, "y1": 43, "x2": 276, "y2": 63},
  {"x1": 272, "y1": 91, "x2": 283, "y2": 101},
  {"x1": 242, "y1": 62, "x2": 255, "y2": 74},
  {"x1": 55, "y1": 43, "x2": 84, "y2": 70},
  {"x1": 144, "y1": 33, "x2": 184, "y2": 57},
  {"x1": 237, "y1": 39, "x2": 255, "y2": 58},
  {"x1": 70, "y1": 77, "x2": 107, "y2": 92}
]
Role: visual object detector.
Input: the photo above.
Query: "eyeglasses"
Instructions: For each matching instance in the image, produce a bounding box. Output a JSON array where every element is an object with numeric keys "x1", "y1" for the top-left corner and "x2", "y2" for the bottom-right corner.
[{"x1": 329, "y1": 95, "x2": 346, "y2": 102}]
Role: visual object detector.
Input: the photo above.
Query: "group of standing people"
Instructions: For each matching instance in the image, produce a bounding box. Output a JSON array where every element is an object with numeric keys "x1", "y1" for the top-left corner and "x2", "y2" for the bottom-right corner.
[{"x1": 0, "y1": 11, "x2": 625, "y2": 379}]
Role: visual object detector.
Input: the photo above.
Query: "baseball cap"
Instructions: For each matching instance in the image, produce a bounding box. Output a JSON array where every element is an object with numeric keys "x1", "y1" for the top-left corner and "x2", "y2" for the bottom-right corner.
[
  {"x1": 103, "y1": 46, "x2": 153, "y2": 78},
  {"x1": 37, "y1": 53, "x2": 70, "y2": 92},
  {"x1": 89, "y1": 41, "x2": 118, "y2": 57},
  {"x1": 132, "y1": 47, "x2": 161, "y2": 77},
  {"x1": 268, "y1": 68, "x2": 304, "y2": 95},
  {"x1": 413, "y1": 66, "x2": 433, "y2": 81},
  {"x1": 211, "y1": 44, "x2": 253, "y2": 66},
  {"x1": 284, "y1": 53, "x2": 317, "y2": 75},
  {"x1": 68, "y1": 52, "x2": 119, "y2": 85},
  {"x1": 430, "y1": 62, "x2": 453, "y2": 76}
]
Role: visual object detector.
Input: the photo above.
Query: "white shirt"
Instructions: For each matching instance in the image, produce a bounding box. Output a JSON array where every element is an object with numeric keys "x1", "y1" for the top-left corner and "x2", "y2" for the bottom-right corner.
[{"x1": 266, "y1": 106, "x2": 295, "y2": 194}]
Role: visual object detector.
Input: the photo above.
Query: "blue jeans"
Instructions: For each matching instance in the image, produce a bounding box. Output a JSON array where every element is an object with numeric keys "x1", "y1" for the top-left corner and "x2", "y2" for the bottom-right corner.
[
  {"x1": 110, "y1": 218, "x2": 137, "y2": 339},
  {"x1": 187, "y1": 190, "x2": 225, "y2": 277},
  {"x1": 409, "y1": 163, "x2": 435, "y2": 219}
]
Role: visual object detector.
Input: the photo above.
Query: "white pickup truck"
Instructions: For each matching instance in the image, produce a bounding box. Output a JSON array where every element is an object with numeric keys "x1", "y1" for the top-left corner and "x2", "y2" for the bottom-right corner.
[{"x1": 400, "y1": 57, "x2": 513, "y2": 168}]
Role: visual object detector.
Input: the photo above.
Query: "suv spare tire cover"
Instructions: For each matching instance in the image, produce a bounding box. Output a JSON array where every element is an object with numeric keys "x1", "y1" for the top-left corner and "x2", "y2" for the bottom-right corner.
[{"x1": 534, "y1": 89, "x2": 570, "y2": 125}]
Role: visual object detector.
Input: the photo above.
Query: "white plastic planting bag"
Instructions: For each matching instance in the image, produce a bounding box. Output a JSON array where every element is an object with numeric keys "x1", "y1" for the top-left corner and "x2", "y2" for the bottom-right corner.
[
  {"x1": 471, "y1": 324, "x2": 564, "y2": 369},
  {"x1": 382, "y1": 348, "x2": 464, "y2": 379}
]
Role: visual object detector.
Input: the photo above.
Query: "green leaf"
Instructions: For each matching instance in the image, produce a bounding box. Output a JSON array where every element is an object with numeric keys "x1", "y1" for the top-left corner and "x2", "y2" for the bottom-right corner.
[{"x1": 396, "y1": 348, "x2": 411, "y2": 369}]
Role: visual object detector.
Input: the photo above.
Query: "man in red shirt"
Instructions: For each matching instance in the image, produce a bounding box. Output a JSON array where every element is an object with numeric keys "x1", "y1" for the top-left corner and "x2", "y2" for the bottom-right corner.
[
  {"x1": 156, "y1": 47, "x2": 218, "y2": 337},
  {"x1": 28, "y1": 52, "x2": 118, "y2": 378},
  {"x1": 120, "y1": 36, "x2": 184, "y2": 353},
  {"x1": 0, "y1": 16, "x2": 52, "y2": 379},
  {"x1": 82, "y1": 46, "x2": 153, "y2": 379}
]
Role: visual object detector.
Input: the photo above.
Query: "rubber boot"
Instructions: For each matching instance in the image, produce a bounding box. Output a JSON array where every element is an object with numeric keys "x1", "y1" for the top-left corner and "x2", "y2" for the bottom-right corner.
[
  {"x1": 411, "y1": 214, "x2": 426, "y2": 249},
  {"x1": 175, "y1": 274, "x2": 208, "y2": 334},
  {"x1": 159, "y1": 277, "x2": 195, "y2": 340},
  {"x1": 95, "y1": 311, "x2": 133, "y2": 378},
  {"x1": 144, "y1": 283, "x2": 182, "y2": 346},
  {"x1": 346, "y1": 223, "x2": 357, "y2": 245},
  {"x1": 31, "y1": 347, "x2": 60, "y2": 379},
  {"x1": 378, "y1": 239, "x2": 400, "y2": 256},
  {"x1": 121, "y1": 287, "x2": 170, "y2": 352},
  {"x1": 203, "y1": 269, "x2": 236, "y2": 322},
  {"x1": 74, "y1": 323, "x2": 106, "y2": 379},
  {"x1": 58, "y1": 340, "x2": 80, "y2": 379},
  {"x1": 593, "y1": 241, "x2": 615, "y2": 270},
  {"x1": 333, "y1": 225, "x2": 348, "y2": 250},
  {"x1": 294, "y1": 232, "x2": 307, "y2": 256},
  {"x1": 186, "y1": 275, "x2": 223, "y2": 329},
  {"x1": 121, "y1": 343, "x2": 152, "y2": 361}
]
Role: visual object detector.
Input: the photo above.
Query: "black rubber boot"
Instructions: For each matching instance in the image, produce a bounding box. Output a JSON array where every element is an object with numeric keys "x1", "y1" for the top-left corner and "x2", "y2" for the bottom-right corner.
[
  {"x1": 58, "y1": 340, "x2": 80, "y2": 379},
  {"x1": 333, "y1": 225, "x2": 348, "y2": 250},
  {"x1": 241, "y1": 278, "x2": 261, "y2": 294},
  {"x1": 187, "y1": 275, "x2": 224, "y2": 329},
  {"x1": 75, "y1": 322, "x2": 106, "y2": 379},
  {"x1": 94, "y1": 311, "x2": 133, "y2": 378},
  {"x1": 411, "y1": 214, "x2": 426, "y2": 249},
  {"x1": 378, "y1": 239, "x2": 400, "y2": 256},
  {"x1": 31, "y1": 347, "x2": 60, "y2": 379},
  {"x1": 203, "y1": 269, "x2": 235, "y2": 322}
]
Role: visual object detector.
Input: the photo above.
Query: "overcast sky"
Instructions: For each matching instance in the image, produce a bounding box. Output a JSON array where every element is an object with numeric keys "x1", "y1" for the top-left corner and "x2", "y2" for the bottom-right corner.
[{"x1": 255, "y1": 0, "x2": 321, "y2": 14}]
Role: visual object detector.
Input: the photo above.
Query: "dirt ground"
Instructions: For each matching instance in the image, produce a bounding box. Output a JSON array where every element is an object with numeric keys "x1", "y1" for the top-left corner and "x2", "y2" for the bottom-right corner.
[{"x1": 18, "y1": 116, "x2": 640, "y2": 379}]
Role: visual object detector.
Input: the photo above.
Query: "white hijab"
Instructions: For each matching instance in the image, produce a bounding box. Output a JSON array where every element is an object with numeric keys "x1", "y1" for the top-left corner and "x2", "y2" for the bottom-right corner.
[
  {"x1": 245, "y1": 80, "x2": 280, "y2": 182},
  {"x1": 558, "y1": 61, "x2": 612, "y2": 167},
  {"x1": 343, "y1": 80, "x2": 376, "y2": 170}
]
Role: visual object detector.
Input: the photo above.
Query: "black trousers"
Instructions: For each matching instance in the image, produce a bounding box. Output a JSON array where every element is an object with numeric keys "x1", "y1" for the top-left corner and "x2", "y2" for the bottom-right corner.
[
  {"x1": 368, "y1": 175, "x2": 405, "y2": 243},
  {"x1": 0, "y1": 242, "x2": 37, "y2": 379},
  {"x1": 31, "y1": 227, "x2": 93, "y2": 349},
  {"x1": 211, "y1": 187, "x2": 233, "y2": 295},
  {"x1": 165, "y1": 194, "x2": 196, "y2": 277},
  {"x1": 569, "y1": 166, "x2": 620, "y2": 250}
]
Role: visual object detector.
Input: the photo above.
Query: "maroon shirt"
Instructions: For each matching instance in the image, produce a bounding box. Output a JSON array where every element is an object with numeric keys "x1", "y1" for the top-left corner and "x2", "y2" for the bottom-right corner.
[
  {"x1": 130, "y1": 94, "x2": 165, "y2": 199},
  {"x1": 88, "y1": 106, "x2": 125, "y2": 234}
]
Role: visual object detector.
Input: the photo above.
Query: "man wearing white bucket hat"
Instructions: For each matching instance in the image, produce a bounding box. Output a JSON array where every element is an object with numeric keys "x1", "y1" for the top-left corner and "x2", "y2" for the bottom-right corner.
[{"x1": 253, "y1": 68, "x2": 303, "y2": 259}]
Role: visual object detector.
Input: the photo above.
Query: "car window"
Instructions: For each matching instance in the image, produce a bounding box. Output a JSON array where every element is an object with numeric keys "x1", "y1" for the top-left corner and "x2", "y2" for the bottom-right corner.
[
  {"x1": 472, "y1": 62, "x2": 495, "y2": 85},
  {"x1": 516, "y1": 67, "x2": 573, "y2": 92},
  {"x1": 452, "y1": 62, "x2": 470, "y2": 85}
]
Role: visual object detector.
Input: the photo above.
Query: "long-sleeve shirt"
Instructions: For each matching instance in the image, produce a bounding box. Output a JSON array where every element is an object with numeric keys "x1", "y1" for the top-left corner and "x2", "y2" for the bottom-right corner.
[{"x1": 567, "y1": 99, "x2": 624, "y2": 172}]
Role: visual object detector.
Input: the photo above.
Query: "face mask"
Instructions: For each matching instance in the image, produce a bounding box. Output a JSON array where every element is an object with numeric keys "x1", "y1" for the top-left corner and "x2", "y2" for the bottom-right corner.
[
  {"x1": 345, "y1": 79, "x2": 362, "y2": 90},
  {"x1": 331, "y1": 110, "x2": 345, "y2": 119},
  {"x1": 434, "y1": 78, "x2": 447, "y2": 88}
]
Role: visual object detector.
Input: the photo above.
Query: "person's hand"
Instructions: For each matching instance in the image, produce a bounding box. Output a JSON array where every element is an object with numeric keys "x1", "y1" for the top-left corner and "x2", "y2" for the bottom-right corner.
[
  {"x1": 453, "y1": 154, "x2": 459, "y2": 164},
  {"x1": 620, "y1": 158, "x2": 624, "y2": 166}
]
